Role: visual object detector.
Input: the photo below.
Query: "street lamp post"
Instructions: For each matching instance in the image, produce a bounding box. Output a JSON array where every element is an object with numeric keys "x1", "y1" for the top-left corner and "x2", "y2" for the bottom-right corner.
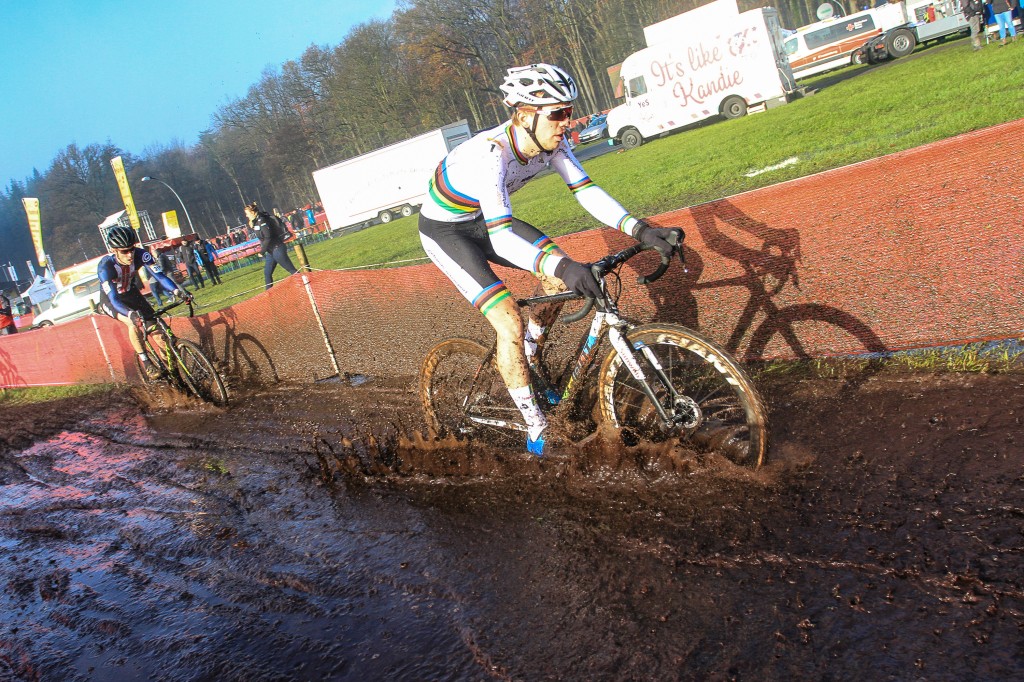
[{"x1": 141, "y1": 176, "x2": 202, "y2": 239}]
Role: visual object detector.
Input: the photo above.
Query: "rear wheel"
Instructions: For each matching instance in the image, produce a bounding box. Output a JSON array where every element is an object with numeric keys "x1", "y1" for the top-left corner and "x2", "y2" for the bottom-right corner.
[
  {"x1": 379, "y1": 210, "x2": 393, "y2": 224},
  {"x1": 720, "y1": 95, "x2": 748, "y2": 120},
  {"x1": 420, "y1": 338, "x2": 523, "y2": 444},
  {"x1": 597, "y1": 324, "x2": 768, "y2": 468},
  {"x1": 399, "y1": 205, "x2": 415, "y2": 218},
  {"x1": 173, "y1": 339, "x2": 229, "y2": 405},
  {"x1": 620, "y1": 127, "x2": 644, "y2": 150},
  {"x1": 885, "y1": 28, "x2": 916, "y2": 58}
]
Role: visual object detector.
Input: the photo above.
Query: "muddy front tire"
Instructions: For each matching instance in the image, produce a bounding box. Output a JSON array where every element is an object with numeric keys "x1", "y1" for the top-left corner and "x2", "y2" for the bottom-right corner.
[
  {"x1": 419, "y1": 338, "x2": 523, "y2": 444},
  {"x1": 174, "y1": 339, "x2": 229, "y2": 406},
  {"x1": 597, "y1": 324, "x2": 768, "y2": 468}
]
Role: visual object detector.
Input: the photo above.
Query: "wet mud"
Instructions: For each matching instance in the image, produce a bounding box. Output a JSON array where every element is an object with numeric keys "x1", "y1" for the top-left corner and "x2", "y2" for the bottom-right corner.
[{"x1": 1, "y1": 371, "x2": 1022, "y2": 680}]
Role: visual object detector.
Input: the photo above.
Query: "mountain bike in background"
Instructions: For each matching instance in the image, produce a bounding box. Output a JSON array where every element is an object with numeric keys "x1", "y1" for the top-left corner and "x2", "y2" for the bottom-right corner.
[
  {"x1": 137, "y1": 298, "x2": 229, "y2": 406},
  {"x1": 420, "y1": 240, "x2": 768, "y2": 468}
]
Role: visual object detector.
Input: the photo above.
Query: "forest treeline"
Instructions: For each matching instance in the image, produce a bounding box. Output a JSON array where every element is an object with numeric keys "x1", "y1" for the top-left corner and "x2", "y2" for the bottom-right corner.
[{"x1": 0, "y1": 0, "x2": 844, "y2": 274}]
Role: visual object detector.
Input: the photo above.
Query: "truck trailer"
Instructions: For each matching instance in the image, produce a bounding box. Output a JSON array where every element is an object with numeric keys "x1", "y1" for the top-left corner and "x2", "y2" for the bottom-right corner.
[
  {"x1": 606, "y1": 0, "x2": 796, "y2": 150},
  {"x1": 312, "y1": 120, "x2": 472, "y2": 232}
]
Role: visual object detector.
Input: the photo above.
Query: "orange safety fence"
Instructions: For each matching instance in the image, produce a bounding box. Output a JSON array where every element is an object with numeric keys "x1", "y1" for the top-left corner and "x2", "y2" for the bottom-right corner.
[{"x1": 1, "y1": 119, "x2": 1021, "y2": 389}]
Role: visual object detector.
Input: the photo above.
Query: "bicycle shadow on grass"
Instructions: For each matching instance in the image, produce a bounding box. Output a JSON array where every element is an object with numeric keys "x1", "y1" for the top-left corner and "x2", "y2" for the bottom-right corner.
[{"x1": 603, "y1": 199, "x2": 888, "y2": 362}]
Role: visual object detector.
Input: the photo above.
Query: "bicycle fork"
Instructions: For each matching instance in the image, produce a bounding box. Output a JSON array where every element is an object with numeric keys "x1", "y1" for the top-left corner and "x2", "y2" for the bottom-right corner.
[{"x1": 604, "y1": 316, "x2": 700, "y2": 430}]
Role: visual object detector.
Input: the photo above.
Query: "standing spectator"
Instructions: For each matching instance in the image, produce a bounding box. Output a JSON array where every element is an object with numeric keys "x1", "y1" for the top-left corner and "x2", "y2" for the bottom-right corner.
[
  {"x1": 199, "y1": 239, "x2": 222, "y2": 285},
  {"x1": 157, "y1": 248, "x2": 175, "y2": 279},
  {"x1": 290, "y1": 209, "x2": 303, "y2": 232},
  {"x1": 146, "y1": 248, "x2": 168, "y2": 305},
  {"x1": 0, "y1": 293, "x2": 18, "y2": 335},
  {"x1": 245, "y1": 201, "x2": 297, "y2": 290},
  {"x1": 305, "y1": 205, "x2": 316, "y2": 228},
  {"x1": 179, "y1": 242, "x2": 205, "y2": 289},
  {"x1": 991, "y1": 0, "x2": 1018, "y2": 44},
  {"x1": 965, "y1": 0, "x2": 985, "y2": 49}
]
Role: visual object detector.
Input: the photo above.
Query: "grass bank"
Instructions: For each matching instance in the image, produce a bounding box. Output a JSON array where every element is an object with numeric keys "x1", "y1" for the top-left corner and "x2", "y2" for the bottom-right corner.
[{"x1": 191, "y1": 38, "x2": 1023, "y2": 313}]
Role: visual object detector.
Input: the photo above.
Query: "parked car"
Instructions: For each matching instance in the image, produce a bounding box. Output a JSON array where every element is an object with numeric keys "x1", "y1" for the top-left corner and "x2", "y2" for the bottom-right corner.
[
  {"x1": 578, "y1": 115, "x2": 609, "y2": 143},
  {"x1": 32, "y1": 275, "x2": 101, "y2": 328}
]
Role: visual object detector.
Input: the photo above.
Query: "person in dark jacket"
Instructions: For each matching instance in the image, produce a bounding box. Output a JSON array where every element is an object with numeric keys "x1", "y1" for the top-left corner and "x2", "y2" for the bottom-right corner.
[
  {"x1": 965, "y1": 0, "x2": 985, "y2": 49},
  {"x1": 197, "y1": 239, "x2": 222, "y2": 285},
  {"x1": 245, "y1": 201, "x2": 297, "y2": 290},
  {"x1": 178, "y1": 242, "x2": 205, "y2": 289}
]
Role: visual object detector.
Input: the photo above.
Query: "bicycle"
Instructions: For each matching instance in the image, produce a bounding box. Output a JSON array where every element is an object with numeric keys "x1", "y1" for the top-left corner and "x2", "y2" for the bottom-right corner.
[
  {"x1": 420, "y1": 239, "x2": 768, "y2": 468},
  {"x1": 136, "y1": 298, "x2": 229, "y2": 406}
]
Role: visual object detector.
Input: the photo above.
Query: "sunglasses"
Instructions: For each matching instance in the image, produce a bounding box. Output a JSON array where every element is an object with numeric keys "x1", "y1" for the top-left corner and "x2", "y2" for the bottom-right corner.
[{"x1": 530, "y1": 106, "x2": 574, "y2": 122}]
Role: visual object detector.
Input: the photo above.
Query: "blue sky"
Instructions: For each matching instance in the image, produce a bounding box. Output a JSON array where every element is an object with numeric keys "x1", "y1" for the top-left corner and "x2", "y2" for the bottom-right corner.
[{"x1": 0, "y1": 0, "x2": 396, "y2": 186}]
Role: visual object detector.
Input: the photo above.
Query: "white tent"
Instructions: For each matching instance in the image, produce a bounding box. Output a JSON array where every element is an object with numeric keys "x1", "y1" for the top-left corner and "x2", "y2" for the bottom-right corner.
[{"x1": 19, "y1": 274, "x2": 58, "y2": 309}]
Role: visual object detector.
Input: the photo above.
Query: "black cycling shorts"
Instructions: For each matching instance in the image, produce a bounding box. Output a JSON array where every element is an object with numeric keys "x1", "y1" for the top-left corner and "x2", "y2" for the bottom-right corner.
[{"x1": 419, "y1": 213, "x2": 564, "y2": 314}]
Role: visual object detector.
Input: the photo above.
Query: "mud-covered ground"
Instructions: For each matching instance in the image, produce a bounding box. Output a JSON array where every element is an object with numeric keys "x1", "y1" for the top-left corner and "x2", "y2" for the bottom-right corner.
[{"x1": 1, "y1": 369, "x2": 1022, "y2": 681}]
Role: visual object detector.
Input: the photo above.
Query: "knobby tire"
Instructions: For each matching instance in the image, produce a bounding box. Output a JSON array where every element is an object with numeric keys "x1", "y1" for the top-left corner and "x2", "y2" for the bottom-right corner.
[
  {"x1": 173, "y1": 339, "x2": 229, "y2": 406},
  {"x1": 419, "y1": 337, "x2": 523, "y2": 444},
  {"x1": 598, "y1": 324, "x2": 768, "y2": 468}
]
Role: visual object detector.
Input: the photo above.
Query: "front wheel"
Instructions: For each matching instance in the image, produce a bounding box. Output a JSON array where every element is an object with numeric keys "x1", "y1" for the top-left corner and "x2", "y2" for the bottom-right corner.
[
  {"x1": 620, "y1": 127, "x2": 644, "y2": 150},
  {"x1": 420, "y1": 338, "x2": 522, "y2": 444},
  {"x1": 379, "y1": 210, "x2": 393, "y2": 224},
  {"x1": 597, "y1": 324, "x2": 767, "y2": 468},
  {"x1": 173, "y1": 339, "x2": 229, "y2": 405},
  {"x1": 399, "y1": 205, "x2": 415, "y2": 218}
]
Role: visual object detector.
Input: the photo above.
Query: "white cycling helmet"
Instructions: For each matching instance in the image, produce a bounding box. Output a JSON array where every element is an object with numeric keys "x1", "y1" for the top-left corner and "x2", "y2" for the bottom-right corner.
[{"x1": 500, "y1": 63, "x2": 578, "y2": 108}]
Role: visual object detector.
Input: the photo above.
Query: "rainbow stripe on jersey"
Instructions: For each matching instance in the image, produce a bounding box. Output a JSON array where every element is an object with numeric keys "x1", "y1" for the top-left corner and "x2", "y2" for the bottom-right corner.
[
  {"x1": 531, "y1": 235, "x2": 560, "y2": 276},
  {"x1": 428, "y1": 159, "x2": 480, "y2": 215},
  {"x1": 567, "y1": 177, "x2": 595, "y2": 194},
  {"x1": 472, "y1": 282, "x2": 510, "y2": 315},
  {"x1": 504, "y1": 125, "x2": 529, "y2": 165}
]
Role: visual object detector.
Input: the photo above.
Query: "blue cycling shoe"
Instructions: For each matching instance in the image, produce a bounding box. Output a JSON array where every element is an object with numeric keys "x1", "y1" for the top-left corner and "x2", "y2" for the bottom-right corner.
[
  {"x1": 543, "y1": 388, "x2": 562, "y2": 406},
  {"x1": 526, "y1": 433, "x2": 546, "y2": 457}
]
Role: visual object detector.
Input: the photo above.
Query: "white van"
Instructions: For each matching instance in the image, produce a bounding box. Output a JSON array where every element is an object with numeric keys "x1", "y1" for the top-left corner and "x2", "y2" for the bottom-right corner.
[
  {"x1": 32, "y1": 275, "x2": 101, "y2": 328},
  {"x1": 782, "y1": 2, "x2": 928, "y2": 79},
  {"x1": 606, "y1": 6, "x2": 796, "y2": 149}
]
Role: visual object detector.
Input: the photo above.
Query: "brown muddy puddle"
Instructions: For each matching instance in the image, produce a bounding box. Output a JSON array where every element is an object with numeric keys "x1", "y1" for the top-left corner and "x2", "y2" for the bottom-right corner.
[{"x1": 1, "y1": 372, "x2": 1022, "y2": 680}]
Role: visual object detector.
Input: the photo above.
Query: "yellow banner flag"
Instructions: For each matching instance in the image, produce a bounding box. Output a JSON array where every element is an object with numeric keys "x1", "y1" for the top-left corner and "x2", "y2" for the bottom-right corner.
[
  {"x1": 21, "y1": 198, "x2": 47, "y2": 268},
  {"x1": 110, "y1": 156, "x2": 141, "y2": 232},
  {"x1": 162, "y1": 210, "x2": 182, "y2": 239}
]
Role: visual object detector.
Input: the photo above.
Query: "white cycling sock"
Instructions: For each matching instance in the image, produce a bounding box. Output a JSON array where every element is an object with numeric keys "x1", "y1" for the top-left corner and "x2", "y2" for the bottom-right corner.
[
  {"x1": 524, "y1": 320, "x2": 547, "y2": 360},
  {"x1": 138, "y1": 352, "x2": 149, "y2": 362},
  {"x1": 508, "y1": 384, "x2": 547, "y2": 441}
]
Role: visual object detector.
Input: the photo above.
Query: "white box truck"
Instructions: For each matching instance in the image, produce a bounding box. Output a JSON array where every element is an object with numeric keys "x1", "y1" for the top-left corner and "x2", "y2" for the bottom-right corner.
[
  {"x1": 607, "y1": 2, "x2": 796, "y2": 150},
  {"x1": 313, "y1": 120, "x2": 472, "y2": 231}
]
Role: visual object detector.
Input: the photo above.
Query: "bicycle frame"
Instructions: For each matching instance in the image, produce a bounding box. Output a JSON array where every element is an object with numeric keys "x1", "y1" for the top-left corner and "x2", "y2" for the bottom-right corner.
[
  {"x1": 458, "y1": 268, "x2": 689, "y2": 436},
  {"x1": 141, "y1": 300, "x2": 191, "y2": 385}
]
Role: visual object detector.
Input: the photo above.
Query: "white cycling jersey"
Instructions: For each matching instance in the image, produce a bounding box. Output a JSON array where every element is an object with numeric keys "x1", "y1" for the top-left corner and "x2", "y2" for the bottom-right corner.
[{"x1": 420, "y1": 121, "x2": 641, "y2": 278}]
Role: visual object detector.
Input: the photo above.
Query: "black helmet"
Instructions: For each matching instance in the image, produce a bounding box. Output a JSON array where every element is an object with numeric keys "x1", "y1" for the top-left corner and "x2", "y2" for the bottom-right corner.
[{"x1": 106, "y1": 225, "x2": 138, "y2": 250}]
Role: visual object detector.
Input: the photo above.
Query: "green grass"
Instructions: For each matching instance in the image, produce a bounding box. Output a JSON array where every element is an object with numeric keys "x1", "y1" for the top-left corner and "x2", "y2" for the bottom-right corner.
[
  {"x1": 755, "y1": 341, "x2": 1024, "y2": 380},
  {"x1": 187, "y1": 38, "x2": 1024, "y2": 315},
  {"x1": 0, "y1": 383, "x2": 117, "y2": 406}
]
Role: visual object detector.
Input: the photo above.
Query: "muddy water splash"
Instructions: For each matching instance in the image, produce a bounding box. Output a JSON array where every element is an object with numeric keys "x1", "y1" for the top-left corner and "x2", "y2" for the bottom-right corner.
[{"x1": 1, "y1": 374, "x2": 1023, "y2": 680}]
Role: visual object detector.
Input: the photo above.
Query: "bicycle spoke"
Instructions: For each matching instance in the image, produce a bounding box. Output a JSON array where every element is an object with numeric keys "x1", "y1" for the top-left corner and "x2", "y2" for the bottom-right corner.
[{"x1": 599, "y1": 324, "x2": 767, "y2": 468}]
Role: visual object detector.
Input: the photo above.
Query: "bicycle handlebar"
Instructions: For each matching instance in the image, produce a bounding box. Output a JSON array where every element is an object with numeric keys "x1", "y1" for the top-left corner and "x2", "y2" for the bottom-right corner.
[
  {"x1": 558, "y1": 232, "x2": 684, "y2": 324},
  {"x1": 152, "y1": 296, "x2": 195, "y2": 319}
]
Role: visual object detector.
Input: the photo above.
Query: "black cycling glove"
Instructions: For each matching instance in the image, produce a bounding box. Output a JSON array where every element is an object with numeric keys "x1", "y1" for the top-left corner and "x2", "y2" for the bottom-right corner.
[
  {"x1": 633, "y1": 220, "x2": 684, "y2": 258},
  {"x1": 554, "y1": 258, "x2": 603, "y2": 300}
]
